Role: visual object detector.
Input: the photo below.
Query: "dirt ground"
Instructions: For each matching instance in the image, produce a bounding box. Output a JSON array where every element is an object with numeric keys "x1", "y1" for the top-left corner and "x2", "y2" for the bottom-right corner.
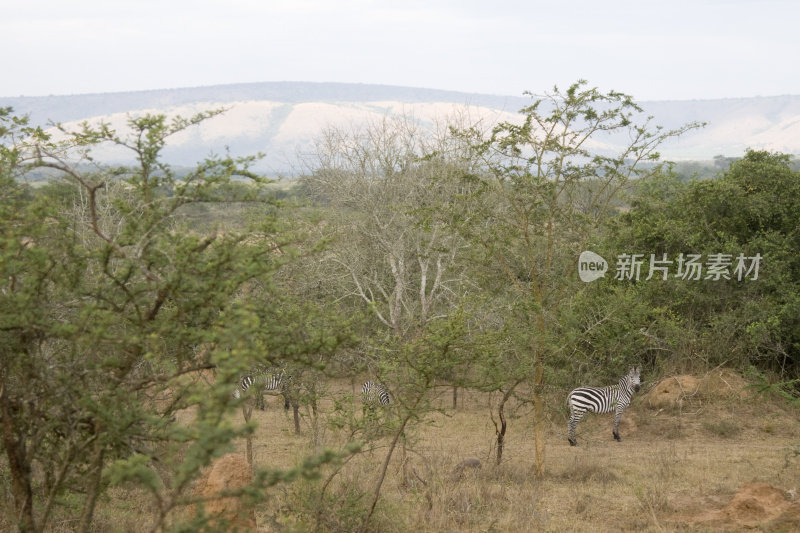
[
  {"x1": 86, "y1": 370, "x2": 799, "y2": 532},
  {"x1": 227, "y1": 370, "x2": 800, "y2": 532}
]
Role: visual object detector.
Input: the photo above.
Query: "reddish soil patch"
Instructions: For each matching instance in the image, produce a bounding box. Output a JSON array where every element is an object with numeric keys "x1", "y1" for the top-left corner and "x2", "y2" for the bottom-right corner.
[
  {"x1": 645, "y1": 368, "x2": 750, "y2": 409},
  {"x1": 646, "y1": 375, "x2": 700, "y2": 408},
  {"x1": 677, "y1": 482, "x2": 800, "y2": 531},
  {"x1": 193, "y1": 453, "x2": 256, "y2": 531},
  {"x1": 722, "y1": 482, "x2": 791, "y2": 524}
]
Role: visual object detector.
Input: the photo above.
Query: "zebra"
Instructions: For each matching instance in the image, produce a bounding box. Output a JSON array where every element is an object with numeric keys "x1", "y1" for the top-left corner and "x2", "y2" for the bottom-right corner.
[
  {"x1": 233, "y1": 367, "x2": 290, "y2": 410},
  {"x1": 361, "y1": 381, "x2": 391, "y2": 407},
  {"x1": 567, "y1": 366, "x2": 641, "y2": 446}
]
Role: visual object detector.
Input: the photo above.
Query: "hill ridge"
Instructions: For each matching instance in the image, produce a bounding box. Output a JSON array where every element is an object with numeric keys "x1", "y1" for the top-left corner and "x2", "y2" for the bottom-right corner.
[{"x1": 4, "y1": 81, "x2": 800, "y2": 171}]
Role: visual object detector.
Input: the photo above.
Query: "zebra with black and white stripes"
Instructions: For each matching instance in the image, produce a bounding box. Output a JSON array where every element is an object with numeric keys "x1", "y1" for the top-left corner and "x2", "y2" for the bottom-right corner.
[
  {"x1": 567, "y1": 366, "x2": 641, "y2": 446},
  {"x1": 361, "y1": 381, "x2": 391, "y2": 407},
  {"x1": 233, "y1": 367, "x2": 291, "y2": 410}
]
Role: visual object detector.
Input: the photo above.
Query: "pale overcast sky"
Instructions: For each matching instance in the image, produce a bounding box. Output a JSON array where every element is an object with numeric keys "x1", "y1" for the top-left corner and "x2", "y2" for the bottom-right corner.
[{"x1": 2, "y1": 0, "x2": 798, "y2": 100}]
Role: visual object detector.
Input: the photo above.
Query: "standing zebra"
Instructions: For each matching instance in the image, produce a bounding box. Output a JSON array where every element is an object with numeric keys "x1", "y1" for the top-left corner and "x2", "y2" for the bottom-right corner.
[
  {"x1": 567, "y1": 366, "x2": 641, "y2": 446},
  {"x1": 361, "y1": 381, "x2": 391, "y2": 406},
  {"x1": 233, "y1": 367, "x2": 290, "y2": 410}
]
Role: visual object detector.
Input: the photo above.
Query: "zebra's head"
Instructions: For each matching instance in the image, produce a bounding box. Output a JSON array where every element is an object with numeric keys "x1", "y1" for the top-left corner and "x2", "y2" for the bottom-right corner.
[{"x1": 627, "y1": 366, "x2": 642, "y2": 393}]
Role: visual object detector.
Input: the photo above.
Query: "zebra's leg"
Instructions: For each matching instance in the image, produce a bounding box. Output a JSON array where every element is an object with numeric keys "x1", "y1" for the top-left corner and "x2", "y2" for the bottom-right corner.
[
  {"x1": 567, "y1": 409, "x2": 584, "y2": 446},
  {"x1": 258, "y1": 392, "x2": 265, "y2": 411},
  {"x1": 613, "y1": 408, "x2": 623, "y2": 441},
  {"x1": 280, "y1": 380, "x2": 291, "y2": 410}
]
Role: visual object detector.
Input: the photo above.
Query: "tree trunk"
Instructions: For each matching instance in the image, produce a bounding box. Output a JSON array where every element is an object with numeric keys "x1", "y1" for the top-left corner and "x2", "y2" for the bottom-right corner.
[
  {"x1": 495, "y1": 408, "x2": 507, "y2": 466},
  {"x1": 360, "y1": 412, "x2": 412, "y2": 533},
  {"x1": 242, "y1": 403, "x2": 253, "y2": 466},
  {"x1": 452, "y1": 386, "x2": 458, "y2": 410},
  {"x1": 292, "y1": 403, "x2": 301, "y2": 434},
  {"x1": 78, "y1": 437, "x2": 105, "y2": 533},
  {"x1": 40, "y1": 443, "x2": 78, "y2": 531},
  {"x1": 0, "y1": 385, "x2": 35, "y2": 532},
  {"x1": 531, "y1": 314, "x2": 546, "y2": 477},
  {"x1": 311, "y1": 396, "x2": 320, "y2": 452},
  {"x1": 532, "y1": 357, "x2": 545, "y2": 476},
  {"x1": 493, "y1": 389, "x2": 512, "y2": 466}
]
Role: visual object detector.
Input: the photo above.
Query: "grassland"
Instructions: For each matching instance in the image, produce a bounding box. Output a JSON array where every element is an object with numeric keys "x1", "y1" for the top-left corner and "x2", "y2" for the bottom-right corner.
[{"x1": 70, "y1": 373, "x2": 800, "y2": 532}]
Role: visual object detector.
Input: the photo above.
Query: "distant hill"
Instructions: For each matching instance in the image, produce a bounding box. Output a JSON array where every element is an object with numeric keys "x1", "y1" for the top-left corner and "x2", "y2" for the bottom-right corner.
[{"x1": 3, "y1": 82, "x2": 799, "y2": 173}]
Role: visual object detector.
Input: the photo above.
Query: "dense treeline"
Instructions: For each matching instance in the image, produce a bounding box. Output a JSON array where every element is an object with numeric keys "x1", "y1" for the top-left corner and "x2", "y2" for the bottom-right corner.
[
  {"x1": 1, "y1": 81, "x2": 799, "y2": 531},
  {"x1": 612, "y1": 151, "x2": 800, "y2": 378}
]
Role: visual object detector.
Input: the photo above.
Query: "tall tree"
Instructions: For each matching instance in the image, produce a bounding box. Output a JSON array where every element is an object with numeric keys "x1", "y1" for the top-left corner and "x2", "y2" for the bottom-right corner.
[
  {"x1": 443, "y1": 81, "x2": 699, "y2": 475},
  {"x1": 0, "y1": 107, "x2": 345, "y2": 532},
  {"x1": 301, "y1": 115, "x2": 471, "y2": 338},
  {"x1": 300, "y1": 114, "x2": 478, "y2": 531}
]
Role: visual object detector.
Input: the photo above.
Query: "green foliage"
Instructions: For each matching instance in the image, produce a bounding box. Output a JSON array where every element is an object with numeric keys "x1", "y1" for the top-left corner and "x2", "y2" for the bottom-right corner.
[
  {"x1": 283, "y1": 477, "x2": 374, "y2": 533},
  {"x1": 614, "y1": 150, "x2": 800, "y2": 376},
  {"x1": 0, "y1": 108, "x2": 348, "y2": 532},
  {"x1": 6, "y1": 80, "x2": 800, "y2": 530},
  {"x1": 105, "y1": 454, "x2": 163, "y2": 492},
  {"x1": 438, "y1": 80, "x2": 699, "y2": 473}
]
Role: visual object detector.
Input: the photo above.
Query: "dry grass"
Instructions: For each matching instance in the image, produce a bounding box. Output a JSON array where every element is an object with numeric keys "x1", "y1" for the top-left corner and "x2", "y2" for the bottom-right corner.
[
  {"x1": 21, "y1": 375, "x2": 800, "y2": 532},
  {"x1": 232, "y1": 379, "x2": 799, "y2": 532}
]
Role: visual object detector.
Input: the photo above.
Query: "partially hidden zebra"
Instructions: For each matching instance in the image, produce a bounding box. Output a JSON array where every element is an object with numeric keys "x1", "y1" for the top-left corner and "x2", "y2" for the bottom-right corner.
[
  {"x1": 361, "y1": 381, "x2": 391, "y2": 407},
  {"x1": 233, "y1": 367, "x2": 291, "y2": 410},
  {"x1": 567, "y1": 366, "x2": 641, "y2": 446}
]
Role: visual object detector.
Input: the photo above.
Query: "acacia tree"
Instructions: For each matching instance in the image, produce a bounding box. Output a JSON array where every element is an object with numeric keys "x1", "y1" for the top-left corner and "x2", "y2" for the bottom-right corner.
[
  {"x1": 442, "y1": 81, "x2": 700, "y2": 475},
  {"x1": 0, "y1": 108, "x2": 345, "y2": 532},
  {"x1": 299, "y1": 114, "x2": 479, "y2": 531}
]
